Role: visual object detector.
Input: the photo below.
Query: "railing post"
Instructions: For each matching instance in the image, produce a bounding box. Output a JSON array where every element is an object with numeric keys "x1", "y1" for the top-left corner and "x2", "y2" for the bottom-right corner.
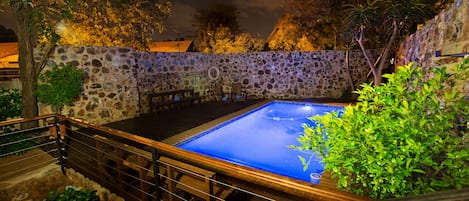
[
  {"x1": 54, "y1": 116, "x2": 66, "y2": 175},
  {"x1": 152, "y1": 148, "x2": 161, "y2": 200}
]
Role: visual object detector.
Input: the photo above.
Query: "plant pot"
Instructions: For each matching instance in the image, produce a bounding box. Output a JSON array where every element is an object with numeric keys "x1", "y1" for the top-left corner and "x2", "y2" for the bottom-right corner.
[{"x1": 310, "y1": 173, "x2": 321, "y2": 184}]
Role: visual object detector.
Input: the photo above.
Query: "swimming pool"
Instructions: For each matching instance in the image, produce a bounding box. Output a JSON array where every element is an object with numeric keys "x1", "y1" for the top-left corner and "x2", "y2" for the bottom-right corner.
[{"x1": 176, "y1": 101, "x2": 344, "y2": 183}]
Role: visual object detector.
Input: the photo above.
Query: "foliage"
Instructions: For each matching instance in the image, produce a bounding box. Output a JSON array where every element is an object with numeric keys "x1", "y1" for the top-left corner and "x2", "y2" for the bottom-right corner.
[
  {"x1": 0, "y1": 128, "x2": 37, "y2": 157},
  {"x1": 0, "y1": 88, "x2": 22, "y2": 121},
  {"x1": 292, "y1": 60, "x2": 469, "y2": 199},
  {"x1": 267, "y1": 14, "x2": 314, "y2": 51},
  {"x1": 202, "y1": 26, "x2": 265, "y2": 53},
  {"x1": 281, "y1": 0, "x2": 354, "y2": 50},
  {"x1": 344, "y1": 0, "x2": 451, "y2": 85},
  {"x1": 0, "y1": 88, "x2": 35, "y2": 157},
  {"x1": 5, "y1": 0, "x2": 78, "y2": 119},
  {"x1": 4, "y1": 0, "x2": 169, "y2": 119},
  {"x1": 36, "y1": 65, "x2": 84, "y2": 113},
  {"x1": 45, "y1": 187, "x2": 100, "y2": 201},
  {"x1": 58, "y1": 0, "x2": 171, "y2": 50},
  {"x1": 193, "y1": 2, "x2": 241, "y2": 52}
]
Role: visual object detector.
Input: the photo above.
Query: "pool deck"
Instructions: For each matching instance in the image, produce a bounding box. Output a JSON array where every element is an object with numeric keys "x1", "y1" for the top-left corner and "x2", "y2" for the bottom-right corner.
[
  {"x1": 104, "y1": 98, "x2": 351, "y2": 143},
  {"x1": 102, "y1": 98, "x2": 361, "y2": 200},
  {"x1": 104, "y1": 99, "x2": 267, "y2": 142}
]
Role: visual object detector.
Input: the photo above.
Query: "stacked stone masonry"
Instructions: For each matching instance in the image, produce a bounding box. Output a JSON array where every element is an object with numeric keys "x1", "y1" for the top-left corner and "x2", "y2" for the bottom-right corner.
[
  {"x1": 397, "y1": 0, "x2": 468, "y2": 103},
  {"x1": 397, "y1": 0, "x2": 469, "y2": 70},
  {"x1": 40, "y1": 46, "x2": 376, "y2": 125}
]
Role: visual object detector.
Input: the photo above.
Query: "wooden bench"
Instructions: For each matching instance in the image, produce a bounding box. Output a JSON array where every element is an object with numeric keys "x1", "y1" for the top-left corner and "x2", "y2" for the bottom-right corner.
[
  {"x1": 93, "y1": 135, "x2": 233, "y2": 201},
  {"x1": 148, "y1": 89, "x2": 202, "y2": 113}
]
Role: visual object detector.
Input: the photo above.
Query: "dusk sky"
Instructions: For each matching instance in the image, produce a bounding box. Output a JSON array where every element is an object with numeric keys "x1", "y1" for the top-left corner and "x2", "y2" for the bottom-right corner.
[{"x1": 0, "y1": 0, "x2": 284, "y2": 41}]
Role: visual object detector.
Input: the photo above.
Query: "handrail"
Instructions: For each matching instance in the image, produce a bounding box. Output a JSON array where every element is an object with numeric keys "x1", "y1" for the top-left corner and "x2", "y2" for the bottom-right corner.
[
  {"x1": 0, "y1": 114, "x2": 55, "y2": 127},
  {"x1": 435, "y1": 50, "x2": 469, "y2": 58},
  {"x1": 65, "y1": 116, "x2": 370, "y2": 201}
]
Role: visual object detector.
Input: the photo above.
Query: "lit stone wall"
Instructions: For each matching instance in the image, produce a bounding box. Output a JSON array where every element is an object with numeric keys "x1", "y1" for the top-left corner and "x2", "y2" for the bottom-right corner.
[
  {"x1": 40, "y1": 47, "x2": 375, "y2": 124},
  {"x1": 135, "y1": 50, "x2": 376, "y2": 113},
  {"x1": 397, "y1": 0, "x2": 469, "y2": 69},
  {"x1": 39, "y1": 46, "x2": 139, "y2": 125}
]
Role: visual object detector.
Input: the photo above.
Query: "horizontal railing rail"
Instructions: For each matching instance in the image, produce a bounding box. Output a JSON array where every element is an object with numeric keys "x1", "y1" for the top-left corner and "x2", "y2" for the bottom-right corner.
[
  {"x1": 64, "y1": 116, "x2": 276, "y2": 200},
  {"x1": 0, "y1": 114, "x2": 368, "y2": 200},
  {"x1": 65, "y1": 116, "x2": 368, "y2": 201},
  {"x1": 0, "y1": 115, "x2": 60, "y2": 182},
  {"x1": 2, "y1": 114, "x2": 468, "y2": 200}
]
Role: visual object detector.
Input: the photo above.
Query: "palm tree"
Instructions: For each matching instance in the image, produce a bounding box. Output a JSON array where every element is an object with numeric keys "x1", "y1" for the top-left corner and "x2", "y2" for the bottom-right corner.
[{"x1": 345, "y1": 0, "x2": 449, "y2": 85}]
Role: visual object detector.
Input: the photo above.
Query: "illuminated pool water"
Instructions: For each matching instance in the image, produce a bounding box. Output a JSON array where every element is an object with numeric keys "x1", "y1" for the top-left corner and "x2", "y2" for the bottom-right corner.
[{"x1": 176, "y1": 101, "x2": 343, "y2": 183}]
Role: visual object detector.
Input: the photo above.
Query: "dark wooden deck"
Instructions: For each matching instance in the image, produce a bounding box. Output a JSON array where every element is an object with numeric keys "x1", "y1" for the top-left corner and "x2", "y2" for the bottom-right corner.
[{"x1": 104, "y1": 99, "x2": 265, "y2": 141}]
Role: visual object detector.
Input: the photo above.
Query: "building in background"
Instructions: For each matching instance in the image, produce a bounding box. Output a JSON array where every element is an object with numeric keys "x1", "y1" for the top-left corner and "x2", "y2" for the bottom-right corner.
[
  {"x1": 148, "y1": 40, "x2": 195, "y2": 52},
  {"x1": 0, "y1": 42, "x2": 18, "y2": 68}
]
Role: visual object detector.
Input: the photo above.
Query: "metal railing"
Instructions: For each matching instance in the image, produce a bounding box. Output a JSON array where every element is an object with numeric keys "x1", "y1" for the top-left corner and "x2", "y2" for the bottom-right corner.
[
  {"x1": 0, "y1": 115, "x2": 60, "y2": 181},
  {"x1": 64, "y1": 116, "x2": 279, "y2": 201},
  {"x1": 1, "y1": 114, "x2": 367, "y2": 201}
]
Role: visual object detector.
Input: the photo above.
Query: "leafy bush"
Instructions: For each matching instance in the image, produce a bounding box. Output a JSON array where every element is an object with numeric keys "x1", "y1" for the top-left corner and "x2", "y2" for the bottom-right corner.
[
  {"x1": 0, "y1": 88, "x2": 33, "y2": 157},
  {"x1": 0, "y1": 129, "x2": 37, "y2": 157},
  {"x1": 0, "y1": 88, "x2": 22, "y2": 121},
  {"x1": 293, "y1": 60, "x2": 469, "y2": 199},
  {"x1": 36, "y1": 64, "x2": 84, "y2": 113},
  {"x1": 45, "y1": 187, "x2": 100, "y2": 201}
]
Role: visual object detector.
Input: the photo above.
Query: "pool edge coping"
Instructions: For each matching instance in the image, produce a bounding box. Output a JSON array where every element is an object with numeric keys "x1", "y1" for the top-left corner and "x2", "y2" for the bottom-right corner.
[
  {"x1": 162, "y1": 99, "x2": 272, "y2": 145},
  {"x1": 163, "y1": 99, "x2": 351, "y2": 145}
]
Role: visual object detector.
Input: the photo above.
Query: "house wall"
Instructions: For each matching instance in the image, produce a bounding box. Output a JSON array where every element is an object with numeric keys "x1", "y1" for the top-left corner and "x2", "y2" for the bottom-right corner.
[{"x1": 40, "y1": 47, "x2": 375, "y2": 125}]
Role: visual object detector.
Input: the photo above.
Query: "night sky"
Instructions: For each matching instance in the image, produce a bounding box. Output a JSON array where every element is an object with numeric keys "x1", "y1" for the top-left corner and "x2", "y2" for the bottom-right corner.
[
  {"x1": 0, "y1": 0, "x2": 284, "y2": 41},
  {"x1": 156, "y1": 0, "x2": 284, "y2": 40}
]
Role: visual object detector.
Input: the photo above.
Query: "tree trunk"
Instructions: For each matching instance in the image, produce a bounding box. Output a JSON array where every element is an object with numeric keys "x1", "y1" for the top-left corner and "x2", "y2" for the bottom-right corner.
[
  {"x1": 345, "y1": 48, "x2": 355, "y2": 91},
  {"x1": 12, "y1": 5, "x2": 39, "y2": 119},
  {"x1": 374, "y1": 20, "x2": 399, "y2": 86}
]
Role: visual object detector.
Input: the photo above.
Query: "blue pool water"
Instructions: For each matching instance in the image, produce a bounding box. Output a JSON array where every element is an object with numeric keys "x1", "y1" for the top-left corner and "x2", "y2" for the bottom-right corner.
[{"x1": 177, "y1": 101, "x2": 344, "y2": 183}]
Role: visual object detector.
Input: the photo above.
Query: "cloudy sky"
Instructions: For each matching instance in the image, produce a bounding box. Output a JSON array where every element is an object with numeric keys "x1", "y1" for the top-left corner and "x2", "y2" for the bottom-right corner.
[{"x1": 156, "y1": 0, "x2": 284, "y2": 41}]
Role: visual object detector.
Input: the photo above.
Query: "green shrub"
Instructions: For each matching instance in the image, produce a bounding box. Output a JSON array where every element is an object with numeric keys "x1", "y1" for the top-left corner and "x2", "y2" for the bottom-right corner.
[
  {"x1": 45, "y1": 187, "x2": 100, "y2": 201},
  {"x1": 0, "y1": 128, "x2": 37, "y2": 157},
  {"x1": 0, "y1": 88, "x2": 22, "y2": 121},
  {"x1": 36, "y1": 64, "x2": 84, "y2": 113},
  {"x1": 0, "y1": 88, "x2": 34, "y2": 157},
  {"x1": 293, "y1": 60, "x2": 469, "y2": 199}
]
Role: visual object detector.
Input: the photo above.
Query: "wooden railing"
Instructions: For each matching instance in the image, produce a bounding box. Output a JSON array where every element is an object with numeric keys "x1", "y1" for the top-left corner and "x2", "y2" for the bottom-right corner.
[
  {"x1": 65, "y1": 116, "x2": 369, "y2": 201},
  {"x1": 3, "y1": 114, "x2": 467, "y2": 200}
]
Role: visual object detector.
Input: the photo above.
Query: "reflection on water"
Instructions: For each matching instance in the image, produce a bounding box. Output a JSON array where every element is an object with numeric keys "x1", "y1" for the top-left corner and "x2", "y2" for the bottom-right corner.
[{"x1": 178, "y1": 101, "x2": 343, "y2": 182}]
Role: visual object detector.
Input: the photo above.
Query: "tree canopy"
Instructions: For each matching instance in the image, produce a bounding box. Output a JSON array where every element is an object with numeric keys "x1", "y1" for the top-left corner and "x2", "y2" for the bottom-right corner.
[
  {"x1": 345, "y1": 0, "x2": 452, "y2": 85},
  {"x1": 267, "y1": 13, "x2": 314, "y2": 51},
  {"x1": 281, "y1": 0, "x2": 354, "y2": 50},
  {"x1": 206, "y1": 27, "x2": 264, "y2": 53},
  {"x1": 193, "y1": 2, "x2": 264, "y2": 53},
  {"x1": 58, "y1": 0, "x2": 171, "y2": 50},
  {"x1": 1, "y1": 0, "x2": 171, "y2": 119}
]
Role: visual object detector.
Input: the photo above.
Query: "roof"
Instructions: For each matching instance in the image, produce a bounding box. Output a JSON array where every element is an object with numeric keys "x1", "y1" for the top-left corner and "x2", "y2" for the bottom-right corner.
[
  {"x1": 0, "y1": 42, "x2": 18, "y2": 59},
  {"x1": 148, "y1": 40, "x2": 195, "y2": 52}
]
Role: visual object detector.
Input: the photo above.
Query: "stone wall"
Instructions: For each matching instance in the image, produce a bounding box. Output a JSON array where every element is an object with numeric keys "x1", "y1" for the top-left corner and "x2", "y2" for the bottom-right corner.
[
  {"x1": 397, "y1": 0, "x2": 469, "y2": 69},
  {"x1": 135, "y1": 50, "x2": 375, "y2": 113},
  {"x1": 41, "y1": 47, "x2": 375, "y2": 125},
  {"x1": 39, "y1": 46, "x2": 139, "y2": 125},
  {"x1": 0, "y1": 164, "x2": 123, "y2": 201}
]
